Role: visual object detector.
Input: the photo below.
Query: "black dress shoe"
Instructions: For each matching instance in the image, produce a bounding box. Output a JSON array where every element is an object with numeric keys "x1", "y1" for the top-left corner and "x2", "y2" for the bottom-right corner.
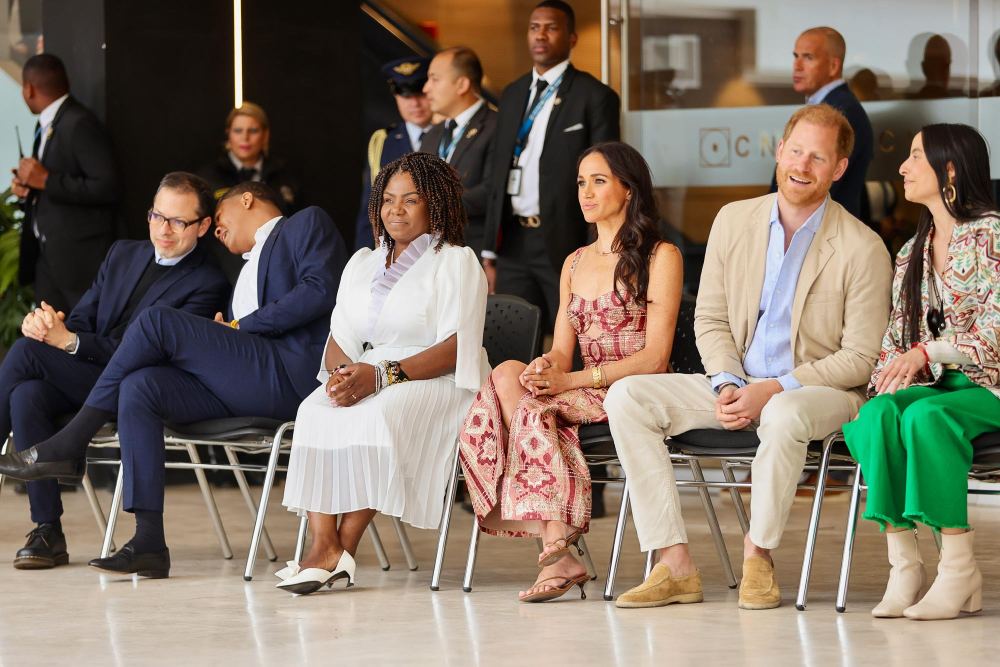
[
  {"x1": 0, "y1": 447, "x2": 85, "y2": 483},
  {"x1": 89, "y1": 542, "x2": 170, "y2": 578},
  {"x1": 13, "y1": 523, "x2": 69, "y2": 570}
]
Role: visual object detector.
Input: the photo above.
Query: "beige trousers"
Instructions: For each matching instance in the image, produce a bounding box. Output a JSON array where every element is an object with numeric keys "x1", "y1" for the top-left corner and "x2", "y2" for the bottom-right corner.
[{"x1": 603, "y1": 374, "x2": 863, "y2": 551}]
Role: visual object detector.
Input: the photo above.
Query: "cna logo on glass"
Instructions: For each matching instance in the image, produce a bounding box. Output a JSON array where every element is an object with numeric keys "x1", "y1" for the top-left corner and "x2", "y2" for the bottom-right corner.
[{"x1": 699, "y1": 127, "x2": 782, "y2": 168}]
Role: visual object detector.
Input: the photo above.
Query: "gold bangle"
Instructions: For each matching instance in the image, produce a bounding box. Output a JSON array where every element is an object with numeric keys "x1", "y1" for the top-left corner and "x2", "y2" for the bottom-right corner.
[
  {"x1": 592, "y1": 366, "x2": 602, "y2": 389},
  {"x1": 229, "y1": 319, "x2": 239, "y2": 329},
  {"x1": 600, "y1": 366, "x2": 607, "y2": 388}
]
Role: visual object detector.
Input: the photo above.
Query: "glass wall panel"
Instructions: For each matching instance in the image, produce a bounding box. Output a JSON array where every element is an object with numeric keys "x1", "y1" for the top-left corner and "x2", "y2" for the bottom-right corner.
[{"x1": 0, "y1": 0, "x2": 43, "y2": 177}]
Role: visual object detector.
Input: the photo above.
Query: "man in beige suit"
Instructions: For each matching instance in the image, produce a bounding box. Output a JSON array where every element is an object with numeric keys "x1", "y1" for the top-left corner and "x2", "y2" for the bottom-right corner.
[{"x1": 606, "y1": 104, "x2": 892, "y2": 610}]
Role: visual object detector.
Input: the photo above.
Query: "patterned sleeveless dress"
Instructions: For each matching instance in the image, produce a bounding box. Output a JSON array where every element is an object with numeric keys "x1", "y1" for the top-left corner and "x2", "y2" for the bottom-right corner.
[{"x1": 459, "y1": 248, "x2": 648, "y2": 537}]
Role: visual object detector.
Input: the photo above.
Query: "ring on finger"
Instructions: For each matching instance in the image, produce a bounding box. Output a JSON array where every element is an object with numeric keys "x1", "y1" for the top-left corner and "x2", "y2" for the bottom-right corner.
[{"x1": 352, "y1": 393, "x2": 357, "y2": 400}]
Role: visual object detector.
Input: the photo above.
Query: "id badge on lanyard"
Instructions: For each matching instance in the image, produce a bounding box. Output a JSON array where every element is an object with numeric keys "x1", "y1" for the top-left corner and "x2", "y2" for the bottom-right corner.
[
  {"x1": 506, "y1": 166, "x2": 522, "y2": 196},
  {"x1": 508, "y1": 72, "x2": 563, "y2": 198}
]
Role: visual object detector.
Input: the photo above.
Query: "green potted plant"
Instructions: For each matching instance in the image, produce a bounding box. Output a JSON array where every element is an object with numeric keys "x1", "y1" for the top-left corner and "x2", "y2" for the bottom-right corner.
[{"x1": 0, "y1": 188, "x2": 34, "y2": 359}]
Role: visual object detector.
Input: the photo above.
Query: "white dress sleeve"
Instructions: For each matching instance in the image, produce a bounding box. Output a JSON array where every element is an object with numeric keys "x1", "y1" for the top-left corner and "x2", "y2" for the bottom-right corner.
[
  {"x1": 435, "y1": 246, "x2": 490, "y2": 391},
  {"x1": 318, "y1": 250, "x2": 369, "y2": 382}
]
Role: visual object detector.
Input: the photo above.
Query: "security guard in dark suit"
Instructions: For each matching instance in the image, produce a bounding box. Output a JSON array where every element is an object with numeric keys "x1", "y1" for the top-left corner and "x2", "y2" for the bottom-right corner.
[{"x1": 354, "y1": 56, "x2": 433, "y2": 250}]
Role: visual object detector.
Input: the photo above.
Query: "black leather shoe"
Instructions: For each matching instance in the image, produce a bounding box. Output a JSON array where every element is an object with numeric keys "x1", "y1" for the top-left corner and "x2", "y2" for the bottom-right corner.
[
  {"x1": 13, "y1": 523, "x2": 69, "y2": 570},
  {"x1": 0, "y1": 447, "x2": 85, "y2": 483},
  {"x1": 89, "y1": 542, "x2": 170, "y2": 578}
]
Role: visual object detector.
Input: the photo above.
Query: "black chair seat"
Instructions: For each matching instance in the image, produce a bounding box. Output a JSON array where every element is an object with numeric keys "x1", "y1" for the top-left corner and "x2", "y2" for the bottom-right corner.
[
  {"x1": 972, "y1": 431, "x2": 1000, "y2": 464},
  {"x1": 164, "y1": 416, "x2": 287, "y2": 440},
  {"x1": 579, "y1": 423, "x2": 616, "y2": 457},
  {"x1": 670, "y1": 429, "x2": 761, "y2": 457}
]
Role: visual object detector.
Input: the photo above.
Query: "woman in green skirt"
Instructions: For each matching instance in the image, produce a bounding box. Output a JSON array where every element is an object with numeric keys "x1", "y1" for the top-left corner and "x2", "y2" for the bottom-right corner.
[{"x1": 844, "y1": 123, "x2": 1000, "y2": 621}]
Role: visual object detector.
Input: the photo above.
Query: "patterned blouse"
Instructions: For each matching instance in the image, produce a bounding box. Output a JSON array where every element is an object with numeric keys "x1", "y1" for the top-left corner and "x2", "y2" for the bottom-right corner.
[{"x1": 870, "y1": 215, "x2": 1000, "y2": 398}]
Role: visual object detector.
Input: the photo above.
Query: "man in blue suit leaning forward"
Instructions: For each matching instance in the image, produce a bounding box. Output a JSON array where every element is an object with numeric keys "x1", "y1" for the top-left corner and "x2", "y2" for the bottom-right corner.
[
  {"x1": 0, "y1": 171, "x2": 230, "y2": 569},
  {"x1": 0, "y1": 181, "x2": 347, "y2": 578}
]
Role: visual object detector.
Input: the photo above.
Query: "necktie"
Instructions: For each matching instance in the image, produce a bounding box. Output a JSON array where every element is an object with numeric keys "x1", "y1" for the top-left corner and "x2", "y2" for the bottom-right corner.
[
  {"x1": 440, "y1": 119, "x2": 457, "y2": 160},
  {"x1": 524, "y1": 79, "x2": 549, "y2": 120},
  {"x1": 416, "y1": 129, "x2": 428, "y2": 151},
  {"x1": 237, "y1": 167, "x2": 257, "y2": 182},
  {"x1": 31, "y1": 121, "x2": 42, "y2": 158}
]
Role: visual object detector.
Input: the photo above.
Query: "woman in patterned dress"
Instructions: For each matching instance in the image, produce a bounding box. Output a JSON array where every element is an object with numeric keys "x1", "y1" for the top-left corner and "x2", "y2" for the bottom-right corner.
[
  {"x1": 459, "y1": 142, "x2": 684, "y2": 602},
  {"x1": 843, "y1": 124, "x2": 1000, "y2": 620}
]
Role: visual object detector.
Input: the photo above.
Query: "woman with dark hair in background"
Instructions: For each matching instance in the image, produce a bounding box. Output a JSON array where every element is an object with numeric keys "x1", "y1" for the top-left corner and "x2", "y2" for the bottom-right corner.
[
  {"x1": 844, "y1": 124, "x2": 1000, "y2": 621},
  {"x1": 459, "y1": 141, "x2": 683, "y2": 603}
]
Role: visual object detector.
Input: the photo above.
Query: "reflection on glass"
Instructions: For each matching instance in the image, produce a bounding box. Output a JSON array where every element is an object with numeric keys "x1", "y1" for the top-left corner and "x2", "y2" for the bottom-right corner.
[{"x1": 4, "y1": 0, "x2": 43, "y2": 69}]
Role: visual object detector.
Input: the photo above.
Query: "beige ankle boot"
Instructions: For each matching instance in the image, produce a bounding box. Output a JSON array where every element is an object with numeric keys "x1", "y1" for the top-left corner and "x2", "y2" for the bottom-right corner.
[
  {"x1": 904, "y1": 530, "x2": 982, "y2": 620},
  {"x1": 872, "y1": 529, "x2": 926, "y2": 618}
]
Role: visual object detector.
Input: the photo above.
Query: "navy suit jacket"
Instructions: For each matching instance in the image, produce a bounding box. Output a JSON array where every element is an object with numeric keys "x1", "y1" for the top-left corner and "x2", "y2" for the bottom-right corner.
[
  {"x1": 354, "y1": 125, "x2": 415, "y2": 251},
  {"x1": 770, "y1": 83, "x2": 874, "y2": 219},
  {"x1": 228, "y1": 206, "x2": 347, "y2": 398},
  {"x1": 67, "y1": 241, "x2": 229, "y2": 366}
]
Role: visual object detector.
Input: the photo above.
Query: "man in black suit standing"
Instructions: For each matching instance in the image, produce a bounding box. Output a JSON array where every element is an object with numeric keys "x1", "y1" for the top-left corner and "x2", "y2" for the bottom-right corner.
[
  {"x1": 10, "y1": 54, "x2": 120, "y2": 314},
  {"x1": 482, "y1": 0, "x2": 620, "y2": 327},
  {"x1": 422, "y1": 47, "x2": 497, "y2": 256},
  {"x1": 771, "y1": 27, "x2": 873, "y2": 219}
]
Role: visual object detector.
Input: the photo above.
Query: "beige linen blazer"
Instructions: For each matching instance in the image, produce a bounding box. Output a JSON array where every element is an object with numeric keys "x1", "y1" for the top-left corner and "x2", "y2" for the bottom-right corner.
[{"x1": 694, "y1": 193, "x2": 893, "y2": 399}]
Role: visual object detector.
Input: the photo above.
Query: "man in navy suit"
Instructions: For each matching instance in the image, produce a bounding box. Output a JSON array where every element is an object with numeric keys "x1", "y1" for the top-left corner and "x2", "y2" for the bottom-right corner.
[
  {"x1": 770, "y1": 26, "x2": 873, "y2": 219},
  {"x1": 0, "y1": 172, "x2": 229, "y2": 569},
  {"x1": 0, "y1": 182, "x2": 347, "y2": 578},
  {"x1": 354, "y1": 56, "x2": 433, "y2": 251}
]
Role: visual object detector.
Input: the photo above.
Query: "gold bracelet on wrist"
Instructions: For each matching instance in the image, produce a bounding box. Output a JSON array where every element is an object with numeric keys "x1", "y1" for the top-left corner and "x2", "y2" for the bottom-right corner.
[
  {"x1": 591, "y1": 366, "x2": 602, "y2": 390},
  {"x1": 229, "y1": 319, "x2": 239, "y2": 329},
  {"x1": 600, "y1": 366, "x2": 607, "y2": 388}
]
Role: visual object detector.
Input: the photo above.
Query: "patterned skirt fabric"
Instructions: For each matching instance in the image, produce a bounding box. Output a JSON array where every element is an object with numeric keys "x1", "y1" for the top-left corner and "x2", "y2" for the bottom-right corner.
[{"x1": 459, "y1": 376, "x2": 609, "y2": 538}]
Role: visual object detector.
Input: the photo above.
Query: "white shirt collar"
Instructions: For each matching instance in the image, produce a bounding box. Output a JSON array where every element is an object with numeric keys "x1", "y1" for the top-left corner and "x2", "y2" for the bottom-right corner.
[
  {"x1": 154, "y1": 245, "x2": 196, "y2": 267},
  {"x1": 404, "y1": 121, "x2": 431, "y2": 151},
  {"x1": 532, "y1": 59, "x2": 570, "y2": 86},
  {"x1": 228, "y1": 151, "x2": 264, "y2": 176},
  {"x1": 38, "y1": 93, "x2": 69, "y2": 129},
  {"x1": 450, "y1": 98, "x2": 484, "y2": 130},
  {"x1": 806, "y1": 78, "x2": 846, "y2": 105},
  {"x1": 242, "y1": 215, "x2": 282, "y2": 261}
]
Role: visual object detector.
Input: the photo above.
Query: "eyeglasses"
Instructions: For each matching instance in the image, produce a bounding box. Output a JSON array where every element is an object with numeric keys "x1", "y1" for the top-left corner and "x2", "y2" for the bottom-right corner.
[{"x1": 147, "y1": 209, "x2": 203, "y2": 233}]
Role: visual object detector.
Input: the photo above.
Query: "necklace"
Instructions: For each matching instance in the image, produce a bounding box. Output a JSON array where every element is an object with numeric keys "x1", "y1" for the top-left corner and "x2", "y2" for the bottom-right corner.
[{"x1": 595, "y1": 242, "x2": 617, "y2": 256}]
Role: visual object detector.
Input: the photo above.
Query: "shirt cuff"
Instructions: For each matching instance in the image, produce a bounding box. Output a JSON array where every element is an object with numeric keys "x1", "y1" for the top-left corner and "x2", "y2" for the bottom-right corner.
[
  {"x1": 924, "y1": 341, "x2": 974, "y2": 365},
  {"x1": 480, "y1": 250, "x2": 497, "y2": 261},
  {"x1": 777, "y1": 373, "x2": 801, "y2": 391},
  {"x1": 711, "y1": 372, "x2": 746, "y2": 393}
]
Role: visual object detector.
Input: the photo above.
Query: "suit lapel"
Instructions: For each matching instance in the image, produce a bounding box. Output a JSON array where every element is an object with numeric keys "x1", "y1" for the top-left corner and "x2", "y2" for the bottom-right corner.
[
  {"x1": 542, "y1": 65, "x2": 575, "y2": 149},
  {"x1": 41, "y1": 97, "x2": 75, "y2": 168},
  {"x1": 743, "y1": 196, "x2": 773, "y2": 348},
  {"x1": 790, "y1": 204, "x2": 838, "y2": 345},
  {"x1": 135, "y1": 249, "x2": 202, "y2": 313},
  {"x1": 449, "y1": 104, "x2": 487, "y2": 167},
  {"x1": 256, "y1": 217, "x2": 286, "y2": 304},
  {"x1": 102, "y1": 244, "x2": 153, "y2": 330}
]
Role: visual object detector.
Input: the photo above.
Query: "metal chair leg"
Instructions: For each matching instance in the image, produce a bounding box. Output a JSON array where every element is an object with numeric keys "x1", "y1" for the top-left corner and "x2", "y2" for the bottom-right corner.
[
  {"x1": 644, "y1": 549, "x2": 655, "y2": 579},
  {"x1": 689, "y1": 459, "x2": 738, "y2": 588},
  {"x1": 368, "y1": 522, "x2": 391, "y2": 571},
  {"x1": 578, "y1": 535, "x2": 598, "y2": 580},
  {"x1": 836, "y1": 468, "x2": 864, "y2": 613},
  {"x1": 244, "y1": 421, "x2": 292, "y2": 580},
  {"x1": 0, "y1": 436, "x2": 7, "y2": 495},
  {"x1": 795, "y1": 434, "x2": 836, "y2": 611},
  {"x1": 82, "y1": 471, "x2": 116, "y2": 552},
  {"x1": 462, "y1": 513, "x2": 480, "y2": 593},
  {"x1": 223, "y1": 445, "x2": 277, "y2": 562},
  {"x1": 721, "y1": 462, "x2": 750, "y2": 535},
  {"x1": 100, "y1": 464, "x2": 125, "y2": 558},
  {"x1": 431, "y1": 455, "x2": 460, "y2": 591},
  {"x1": 393, "y1": 517, "x2": 418, "y2": 571},
  {"x1": 294, "y1": 515, "x2": 308, "y2": 562},
  {"x1": 184, "y1": 443, "x2": 232, "y2": 559},
  {"x1": 603, "y1": 480, "x2": 631, "y2": 601}
]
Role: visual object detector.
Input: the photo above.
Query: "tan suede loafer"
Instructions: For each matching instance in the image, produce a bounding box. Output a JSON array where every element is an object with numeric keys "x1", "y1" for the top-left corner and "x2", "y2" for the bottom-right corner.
[
  {"x1": 615, "y1": 564, "x2": 704, "y2": 608},
  {"x1": 738, "y1": 556, "x2": 781, "y2": 610}
]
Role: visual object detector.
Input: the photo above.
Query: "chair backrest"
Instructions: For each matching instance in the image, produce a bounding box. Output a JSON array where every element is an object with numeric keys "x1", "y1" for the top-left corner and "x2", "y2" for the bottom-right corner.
[
  {"x1": 669, "y1": 292, "x2": 704, "y2": 375},
  {"x1": 483, "y1": 294, "x2": 542, "y2": 366}
]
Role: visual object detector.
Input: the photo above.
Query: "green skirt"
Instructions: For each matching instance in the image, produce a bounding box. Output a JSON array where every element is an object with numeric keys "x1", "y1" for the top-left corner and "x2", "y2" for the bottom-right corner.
[{"x1": 843, "y1": 370, "x2": 1000, "y2": 530}]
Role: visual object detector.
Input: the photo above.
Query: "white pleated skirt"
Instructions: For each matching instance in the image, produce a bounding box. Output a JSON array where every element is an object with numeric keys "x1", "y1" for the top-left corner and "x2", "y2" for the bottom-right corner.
[{"x1": 282, "y1": 367, "x2": 475, "y2": 530}]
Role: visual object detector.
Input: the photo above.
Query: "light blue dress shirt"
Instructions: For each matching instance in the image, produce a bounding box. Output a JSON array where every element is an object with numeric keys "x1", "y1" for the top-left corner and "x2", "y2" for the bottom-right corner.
[
  {"x1": 806, "y1": 78, "x2": 845, "y2": 105},
  {"x1": 711, "y1": 198, "x2": 827, "y2": 393}
]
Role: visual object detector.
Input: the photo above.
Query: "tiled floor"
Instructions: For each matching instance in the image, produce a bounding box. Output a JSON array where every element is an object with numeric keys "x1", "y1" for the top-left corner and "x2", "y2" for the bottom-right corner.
[{"x1": 0, "y1": 480, "x2": 996, "y2": 665}]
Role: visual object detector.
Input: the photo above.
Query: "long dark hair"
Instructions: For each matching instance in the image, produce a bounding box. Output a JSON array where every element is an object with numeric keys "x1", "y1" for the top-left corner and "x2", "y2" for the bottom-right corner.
[
  {"x1": 577, "y1": 142, "x2": 665, "y2": 305},
  {"x1": 900, "y1": 123, "x2": 998, "y2": 346}
]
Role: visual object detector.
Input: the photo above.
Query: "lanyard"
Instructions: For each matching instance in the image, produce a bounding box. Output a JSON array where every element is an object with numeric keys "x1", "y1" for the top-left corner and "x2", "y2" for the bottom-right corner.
[
  {"x1": 438, "y1": 124, "x2": 467, "y2": 161},
  {"x1": 512, "y1": 72, "x2": 564, "y2": 163}
]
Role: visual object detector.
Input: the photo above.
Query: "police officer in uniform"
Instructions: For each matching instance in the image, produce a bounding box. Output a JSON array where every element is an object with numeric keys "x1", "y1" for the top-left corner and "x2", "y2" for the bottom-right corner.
[{"x1": 354, "y1": 56, "x2": 433, "y2": 250}]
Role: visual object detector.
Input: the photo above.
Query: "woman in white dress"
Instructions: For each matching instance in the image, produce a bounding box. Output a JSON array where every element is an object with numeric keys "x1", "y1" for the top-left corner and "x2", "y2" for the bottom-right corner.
[{"x1": 278, "y1": 153, "x2": 489, "y2": 595}]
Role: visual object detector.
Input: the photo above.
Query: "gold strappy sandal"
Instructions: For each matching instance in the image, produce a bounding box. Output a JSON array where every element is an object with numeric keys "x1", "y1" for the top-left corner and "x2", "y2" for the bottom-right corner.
[
  {"x1": 538, "y1": 529, "x2": 585, "y2": 568},
  {"x1": 519, "y1": 573, "x2": 589, "y2": 603}
]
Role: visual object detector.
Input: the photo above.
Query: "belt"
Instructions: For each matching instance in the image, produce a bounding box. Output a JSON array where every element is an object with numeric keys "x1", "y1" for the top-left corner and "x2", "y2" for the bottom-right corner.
[{"x1": 514, "y1": 215, "x2": 541, "y2": 229}]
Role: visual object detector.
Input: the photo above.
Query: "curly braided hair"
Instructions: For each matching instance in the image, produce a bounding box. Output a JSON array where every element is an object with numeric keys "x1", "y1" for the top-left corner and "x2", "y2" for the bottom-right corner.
[{"x1": 367, "y1": 152, "x2": 466, "y2": 252}]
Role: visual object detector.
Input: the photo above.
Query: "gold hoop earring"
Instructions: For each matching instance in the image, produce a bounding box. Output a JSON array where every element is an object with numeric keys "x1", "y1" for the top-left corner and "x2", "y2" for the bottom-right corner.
[{"x1": 943, "y1": 182, "x2": 957, "y2": 205}]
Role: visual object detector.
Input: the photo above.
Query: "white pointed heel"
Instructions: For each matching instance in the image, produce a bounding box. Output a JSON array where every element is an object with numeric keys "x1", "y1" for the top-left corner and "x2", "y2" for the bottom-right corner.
[
  {"x1": 276, "y1": 551, "x2": 356, "y2": 596},
  {"x1": 872, "y1": 529, "x2": 926, "y2": 618},
  {"x1": 274, "y1": 561, "x2": 301, "y2": 581}
]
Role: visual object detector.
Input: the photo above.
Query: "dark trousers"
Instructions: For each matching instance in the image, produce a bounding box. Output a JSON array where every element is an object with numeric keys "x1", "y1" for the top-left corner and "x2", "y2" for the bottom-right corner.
[
  {"x1": 0, "y1": 338, "x2": 103, "y2": 523},
  {"x1": 83, "y1": 306, "x2": 305, "y2": 513},
  {"x1": 496, "y1": 222, "x2": 560, "y2": 331}
]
